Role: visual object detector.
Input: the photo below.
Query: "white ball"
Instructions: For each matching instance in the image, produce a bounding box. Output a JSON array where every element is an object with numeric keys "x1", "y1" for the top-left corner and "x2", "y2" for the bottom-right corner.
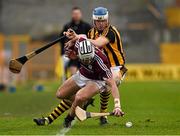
[{"x1": 125, "y1": 121, "x2": 132, "y2": 128}]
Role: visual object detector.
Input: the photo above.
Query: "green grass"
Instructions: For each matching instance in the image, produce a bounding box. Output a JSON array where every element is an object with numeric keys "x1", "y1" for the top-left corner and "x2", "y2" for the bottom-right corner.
[{"x1": 0, "y1": 81, "x2": 180, "y2": 135}]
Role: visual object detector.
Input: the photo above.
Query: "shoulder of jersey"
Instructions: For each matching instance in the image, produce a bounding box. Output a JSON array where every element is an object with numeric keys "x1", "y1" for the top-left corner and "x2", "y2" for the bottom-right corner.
[{"x1": 110, "y1": 25, "x2": 120, "y2": 32}]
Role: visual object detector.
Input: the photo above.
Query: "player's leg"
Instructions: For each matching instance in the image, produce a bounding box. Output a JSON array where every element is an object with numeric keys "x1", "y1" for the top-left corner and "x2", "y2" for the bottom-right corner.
[
  {"x1": 46, "y1": 76, "x2": 80, "y2": 124},
  {"x1": 99, "y1": 90, "x2": 111, "y2": 125},
  {"x1": 64, "y1": 81, "x2": 99, "y2": 128},
  {"x1": 99, "y1": 69, "x2": 120, "y2": 125},
  {"x1": 33, "y1": 76, "x2": 80, "y2": 126},
  {"x1": 65, "y1": 59, "x2": 95, "y2": 110}
]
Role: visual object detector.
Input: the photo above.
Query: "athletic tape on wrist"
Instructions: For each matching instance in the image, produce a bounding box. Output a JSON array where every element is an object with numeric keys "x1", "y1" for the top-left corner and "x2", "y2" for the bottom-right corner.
[{"x1": 114, "y1": 98, "x2": 121, "y2": 108}]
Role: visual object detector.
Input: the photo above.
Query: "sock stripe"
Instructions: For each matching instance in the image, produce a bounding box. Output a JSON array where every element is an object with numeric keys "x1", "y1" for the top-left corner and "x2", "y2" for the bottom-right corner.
[
  {"x1": 100, "y1": 92, "x2": 111, "y2": 97},
  {"x1": 101, "y1": 106, "x2": 107, "y2": 111},
  {"x1": 101, "y1": 104, "x2": 108, "y2": 107},
  {"x1": 100, "y1": 99, "x2": 109, "y2": 103},
  {"x1": 46, "y1": 100, "x2": 71, "y2": 124},
  {"x1": 51, "y1": 113, "x2": 57, "y2": 119},
  {"x1": 58, "y1": 104, "x2": 66, "y2": 111},
  {"x1": 100, "y1": 101, "x2": 108, "y2": 104},
  {"x1": 100, "y1": 95, "x2": 110, "y2": 98},
  {"x1": 63, "y1": 100, "x2": 71, "y2": 107},
  {"x1": 55, "y1": 108, "x2": 62, "y2": 114},
  {"x1": 100, "y1": 92, "x2": 110, "y2": 114},
  {"x1": 52, "y1": 111, "x2": 58, "y2": 118},
  {"x1": 57, "y1": 105, "x2": 65, "y2": 113},
  {"x1": 100, "y1": 95, "x2": 110, "y2": 99},
  {"x1": 54, "y1": 109, "x2": 61, "y2": 116},
  {"x1": 100, "y1": 102, "x2": 108, "y2": 106},
  {"x1": 50, "y1": 114, "x2": 56, "y2": 120},
  {"x1": 100, "y1": 92, "x2": 110, "y2": 97},
  {"x1": 60, "y1": 103, "x2": 69, "y2": 110},
  {"x1": 48, "y1": 116, "x2": 53, "y2": 123},
  {"x1": 61, "y1": 101, "x2": 71, "y2": 109},
  {"x1": 101, "y1": 105, "x2": 107, "y2": 108},
  {"x1": 100, "y1": 108, "x2": 107, "y2": 112}
]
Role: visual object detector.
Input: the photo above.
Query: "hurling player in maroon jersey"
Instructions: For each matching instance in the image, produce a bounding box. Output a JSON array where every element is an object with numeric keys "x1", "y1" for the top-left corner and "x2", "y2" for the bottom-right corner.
[{"x1": 56, "y1": 37, "x2": 124, "y2": 127}]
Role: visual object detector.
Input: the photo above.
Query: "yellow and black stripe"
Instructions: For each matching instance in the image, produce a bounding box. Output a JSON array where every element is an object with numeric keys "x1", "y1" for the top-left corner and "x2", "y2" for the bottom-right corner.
[
  {"x1": 47, "y1": 99, "x2": 71, "y2": 123},
  {"x1": 100, "y1": 91, "x2": 111, "y2": 113},
  {"x1": 87, "y1": 25, "x2": 125, "y2": 67}
]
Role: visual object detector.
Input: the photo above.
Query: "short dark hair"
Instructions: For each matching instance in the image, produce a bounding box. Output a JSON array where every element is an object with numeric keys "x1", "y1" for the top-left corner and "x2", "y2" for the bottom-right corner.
[{"x1": 72, "y1": 6, "x2": 81, "y2": 11}]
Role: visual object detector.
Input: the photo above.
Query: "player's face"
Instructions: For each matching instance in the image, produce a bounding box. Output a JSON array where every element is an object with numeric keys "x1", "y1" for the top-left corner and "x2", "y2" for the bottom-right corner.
[
  {"x1": 72, "y1": 9, "x2": 82, "y2": 23},
  {"x1": 94, "y1": 20, "x2": 108, "y2": 31}
]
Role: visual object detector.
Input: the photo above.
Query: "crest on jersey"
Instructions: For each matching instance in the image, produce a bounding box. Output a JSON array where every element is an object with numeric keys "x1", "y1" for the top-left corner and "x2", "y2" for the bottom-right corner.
[{"x1": 88, "y1": 65, "x2": 92, "y2": 69}]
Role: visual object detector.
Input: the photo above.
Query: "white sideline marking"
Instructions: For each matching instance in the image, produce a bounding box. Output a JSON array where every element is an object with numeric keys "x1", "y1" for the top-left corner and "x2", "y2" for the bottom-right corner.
[{"x1": 56, "y1": 120, "x2": 77, "y2": 136}]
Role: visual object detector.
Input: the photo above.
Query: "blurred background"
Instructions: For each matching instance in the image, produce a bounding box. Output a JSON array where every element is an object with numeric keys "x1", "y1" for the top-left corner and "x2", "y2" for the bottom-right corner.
[{"x1": 0, "y1": 0, "x2": 180, "y2": 91}]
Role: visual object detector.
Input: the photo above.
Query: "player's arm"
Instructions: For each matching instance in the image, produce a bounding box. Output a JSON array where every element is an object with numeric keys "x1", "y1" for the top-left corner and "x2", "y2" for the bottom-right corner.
[
  {"x1": 64, "y1": 29, "x2": 115, "y2": 48},
  {"x1": 88, "y1": 36, "x2": 109, "y2": 48},
  {"x1": 98, "y1": 58, "x2": 124, "y2": 117},
  {"x1": 86, "y1": 28, "x2": 116, "y2": 47},
  {"x1": 65, "y1": 34, "x2": 109, "y2": 48},
  {"x1": 104, "y1": 77, "x2": 124, "y2": 117}
]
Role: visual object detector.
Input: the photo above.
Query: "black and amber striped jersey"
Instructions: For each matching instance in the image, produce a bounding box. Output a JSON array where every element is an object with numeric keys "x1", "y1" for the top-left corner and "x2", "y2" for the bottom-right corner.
[{"x1": 87, "y1": 25, "x2": 125, "y2": 67}]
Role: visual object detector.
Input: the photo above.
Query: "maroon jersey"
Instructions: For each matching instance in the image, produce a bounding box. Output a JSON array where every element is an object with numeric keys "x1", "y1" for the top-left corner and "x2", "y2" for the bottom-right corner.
[{"x1": 74, "y1": 38, "x2": 112, "y2": 80}]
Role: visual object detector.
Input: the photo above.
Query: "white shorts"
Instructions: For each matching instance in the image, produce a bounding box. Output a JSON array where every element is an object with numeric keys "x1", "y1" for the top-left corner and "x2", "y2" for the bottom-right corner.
[
  {"x1": 111, "y1": 66, "x2": 121, "y2": 76},
  {"x1": 72, "y1": 71, "x2": 107, "y2": 92},
  {"x1": 111, "y1": 66, "x2": 126, "y2": 85}
]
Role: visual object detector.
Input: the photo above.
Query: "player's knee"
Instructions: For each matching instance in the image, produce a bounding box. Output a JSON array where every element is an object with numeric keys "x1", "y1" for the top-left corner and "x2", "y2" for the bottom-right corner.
[
  {"x1": 56, "y1": 90, "x2": 65, "y2": 99},
  {"x1": 75, "y1": 94, "x2": 86, "y2": 103},
  {"x1": 56, "y1": 91, "x2": 61, "y2": 99}
]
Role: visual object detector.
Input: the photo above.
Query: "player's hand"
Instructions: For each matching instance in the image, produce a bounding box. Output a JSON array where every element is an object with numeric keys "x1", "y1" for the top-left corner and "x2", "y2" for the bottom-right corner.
[
  {"x1": 65, "y1": 40, "x2": 75, "y2": 50},
  {"x1": 113, "y1": 107, "x2": 124, "y2": 117},
  {"x1": 63, "y1": 29, "x2": 77, "y2": 39},
  {"x1": 65, "y1": 49, "x2": 77, "y2": 60}
]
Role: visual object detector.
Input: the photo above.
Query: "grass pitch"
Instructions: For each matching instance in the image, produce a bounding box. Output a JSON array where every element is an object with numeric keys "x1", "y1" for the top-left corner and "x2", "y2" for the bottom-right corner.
[{"x1": 0, "y1": 81, "x2": 180, "y2": 135}]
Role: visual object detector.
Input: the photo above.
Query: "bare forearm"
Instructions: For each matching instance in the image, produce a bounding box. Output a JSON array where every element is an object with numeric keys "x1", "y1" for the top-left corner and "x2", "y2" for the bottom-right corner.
[
  {"x1": 88, "y1": 36, "x2": 109, "y2": 48},
  {"x1": 111, "y1": 84, "x2": 120, "y2": 100},
  {"x1": 88, "y1": 39, "x2": 104, "y2": 48},
  {"x1": 105, "y1": 78, "x2": 121, "y2": 108}
]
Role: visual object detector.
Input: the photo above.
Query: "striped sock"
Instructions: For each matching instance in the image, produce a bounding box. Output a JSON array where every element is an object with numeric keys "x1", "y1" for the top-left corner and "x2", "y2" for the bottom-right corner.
[
  {"x1": 47, "y1": 99, "x2": 71, "y2": 124},
  {"x1": 100, "y1": 91, "x2": 111, "y2": 113}
]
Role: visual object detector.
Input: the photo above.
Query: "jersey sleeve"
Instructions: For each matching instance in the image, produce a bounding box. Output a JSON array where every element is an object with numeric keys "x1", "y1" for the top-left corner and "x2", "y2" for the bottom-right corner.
[{"x1": 105, "y1": 29, "x2": 115, "y2": 43}]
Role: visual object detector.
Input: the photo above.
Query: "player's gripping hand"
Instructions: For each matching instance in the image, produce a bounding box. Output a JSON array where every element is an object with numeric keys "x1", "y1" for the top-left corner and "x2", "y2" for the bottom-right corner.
[
  {"x1": 65, "y1": 40, "x2": 75, "y2": 50},
  {"x1": 113, "y1": 107, "x2": 124, "y2": 117},
  {"x1": 65, "y1": 49, "x2": 77, "y2": 60},
  {"x1": 63, "y1": 29, "x2": 78, "y2": 40},
  {"x1": 64, "y1": 29, "x2": 79, "y2": 50}
]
